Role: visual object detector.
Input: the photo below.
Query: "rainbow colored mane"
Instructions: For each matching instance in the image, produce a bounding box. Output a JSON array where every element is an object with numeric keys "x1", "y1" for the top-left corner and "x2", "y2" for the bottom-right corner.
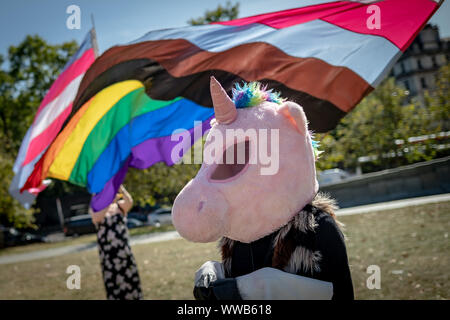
[
  {"x1": 232, "y1": 81, "x2": 321, "y2": 161},
  {"x1": 310, "y1": 134, "x2": 322, "y2": 161},
  {"x1": 232, "y1": 82, "x2": 285, "y2": 108}
]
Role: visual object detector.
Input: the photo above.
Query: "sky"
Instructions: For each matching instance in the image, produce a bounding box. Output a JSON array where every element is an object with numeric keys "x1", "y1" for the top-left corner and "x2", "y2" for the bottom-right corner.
[{"x1": 0, "y1": 0, "x2": 449, "y2": 58}]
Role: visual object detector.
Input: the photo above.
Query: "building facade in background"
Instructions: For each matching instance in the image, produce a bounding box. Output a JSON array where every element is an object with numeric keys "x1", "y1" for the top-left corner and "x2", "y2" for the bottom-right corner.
[{"x1": 391, "y1": 24, "x2": 449, "y2": 102}]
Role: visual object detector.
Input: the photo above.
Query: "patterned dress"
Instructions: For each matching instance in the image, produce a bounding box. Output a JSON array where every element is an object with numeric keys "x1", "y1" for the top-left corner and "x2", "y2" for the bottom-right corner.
[{"x1": 96, "y1": 213, "x2": 143, "y2": 300}]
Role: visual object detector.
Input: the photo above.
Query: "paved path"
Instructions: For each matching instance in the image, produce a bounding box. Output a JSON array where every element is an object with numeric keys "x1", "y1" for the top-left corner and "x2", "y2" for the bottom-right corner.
[
  {"x1": 336, "y1": 193, "x2": 450, "y2": 216},
  {"x1": 1, "y1": 193, "x2": 448, "y2": 265},
  {"x1": 0, "y1": 231, "x2": 181, "y2": 265}
]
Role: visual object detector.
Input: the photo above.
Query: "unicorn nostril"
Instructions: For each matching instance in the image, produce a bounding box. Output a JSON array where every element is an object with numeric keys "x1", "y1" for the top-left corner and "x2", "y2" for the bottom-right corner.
[{"x1": 197, "y1": 200, "x2": 205, "y2": 212}]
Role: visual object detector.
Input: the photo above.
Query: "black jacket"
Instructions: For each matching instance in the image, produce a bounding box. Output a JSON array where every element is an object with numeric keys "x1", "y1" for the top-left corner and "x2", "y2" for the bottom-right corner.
[{"x1": 195, "y1": 203, "x2": 354, "y2": 300}]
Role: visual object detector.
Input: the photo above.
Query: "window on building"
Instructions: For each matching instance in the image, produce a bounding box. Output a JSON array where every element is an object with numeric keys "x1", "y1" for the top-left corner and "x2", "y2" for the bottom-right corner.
[
  {"x1": 403, "y1": 80, "x2": 410, "y2": 91},
  {"x1": 420, "y1": 77, "x2": 427, "y2": 89},
  {"x1": 431, "y1": 56, "x2": 437, "y2": 67},
  {"x1": 417, "y1": 59, "x2": 423, "y2": 70}
]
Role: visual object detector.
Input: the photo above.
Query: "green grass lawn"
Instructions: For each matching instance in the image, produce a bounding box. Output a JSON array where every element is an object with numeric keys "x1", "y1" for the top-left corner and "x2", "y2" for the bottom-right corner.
[{"x1": 0, "y1": 201, "x2": 448, "y2": 300}]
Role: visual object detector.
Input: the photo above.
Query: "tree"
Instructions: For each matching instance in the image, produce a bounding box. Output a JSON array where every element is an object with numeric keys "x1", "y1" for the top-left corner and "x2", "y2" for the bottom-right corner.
[
  {"x1": 316, "y1": 76, "x2": 448, "y2": 174},
  {"x1": 188, "y1": 1, "x2": 239, "y2": 25},
  {"x1": 425, "y1": 63, "x2": 450, "y2": 132},
  {"x1": 124, "y1": 162, "x2": 201, "y2": 207},
  {"x1": 0, "y1": 35, "x2": 78, "y2": 228},
  {"x1": 0, "y1": 35, "x2": 77, "y2": 153}
]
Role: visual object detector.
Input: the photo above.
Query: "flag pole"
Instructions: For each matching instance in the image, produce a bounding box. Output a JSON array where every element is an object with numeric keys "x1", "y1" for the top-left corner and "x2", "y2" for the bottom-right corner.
[{"x1": 90, "y1": 14, "x2": 99, "y2": 58}]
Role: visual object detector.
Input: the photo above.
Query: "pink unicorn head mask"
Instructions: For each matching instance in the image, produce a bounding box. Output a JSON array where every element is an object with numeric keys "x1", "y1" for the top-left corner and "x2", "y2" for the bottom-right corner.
[{"x1": 172, "y1": 77, "x2": 319, "y2": 243}]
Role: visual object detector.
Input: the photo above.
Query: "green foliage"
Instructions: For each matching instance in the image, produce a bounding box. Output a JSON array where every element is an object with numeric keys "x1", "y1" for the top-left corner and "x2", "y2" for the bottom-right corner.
[
  {"x1": 124, "y1": 162, "x2": 201, "y2": 207},
  {"x1": 0, "y1": 35, "x2": 78, "y2": 228},
  {"x1": 425, "y1": 63, "x2": 450, "y2": 132},
  {"x1": 0, "y1": 155, "x2": 35, "y2": 228},
  {"x1": 317, "y1": 73, "x2": 449, "y2": 173},
  {"x1": 0, "y1": 35, "x2": 78, "y2": 153},
  {"x1": 188, "y1": 1, "x2": 239, "y2": 25}
]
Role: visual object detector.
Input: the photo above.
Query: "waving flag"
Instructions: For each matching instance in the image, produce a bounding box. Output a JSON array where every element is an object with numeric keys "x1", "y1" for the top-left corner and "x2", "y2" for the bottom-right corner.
[
  {"x1": 23, "y1": 0, "x2": 440, "y2": 210},
  {"x1": 10, "y1": 29, "x2": 96, "y2": 208},
  {"x1": 24, "y1": 80, "x2": 213, "y2": 210}
]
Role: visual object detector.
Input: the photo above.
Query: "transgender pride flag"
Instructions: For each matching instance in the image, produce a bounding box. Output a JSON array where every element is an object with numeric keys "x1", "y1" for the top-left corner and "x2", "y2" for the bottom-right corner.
[{"x1": 10, "y1": 29, "x2": 96, "y2": 208}]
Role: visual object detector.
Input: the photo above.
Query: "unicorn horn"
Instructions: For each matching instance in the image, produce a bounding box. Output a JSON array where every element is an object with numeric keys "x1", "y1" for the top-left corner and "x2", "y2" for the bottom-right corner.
[{"x1": 210, "y1": 76, "x2": 237, "y2": 124}]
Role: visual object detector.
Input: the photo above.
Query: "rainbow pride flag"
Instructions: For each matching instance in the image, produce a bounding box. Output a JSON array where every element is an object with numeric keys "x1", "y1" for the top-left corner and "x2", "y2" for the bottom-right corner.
[
  {"x1": 24, "y1": 80, "x2": 213, "y2": 210},
  {"x1": 10, "y1": 30, "x2": 96, "y2": 208},
  {"x1": 23, "y1": 0, "x2": 440, "y2": 210}
]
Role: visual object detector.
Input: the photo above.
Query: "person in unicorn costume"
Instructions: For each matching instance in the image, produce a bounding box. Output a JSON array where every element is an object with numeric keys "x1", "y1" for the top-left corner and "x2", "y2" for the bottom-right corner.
[{"x1": 172, "y1": 77, "x2": 354, "y2": 300}]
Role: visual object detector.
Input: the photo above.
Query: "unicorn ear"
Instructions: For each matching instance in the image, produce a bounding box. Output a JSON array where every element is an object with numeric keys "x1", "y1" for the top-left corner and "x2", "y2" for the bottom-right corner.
[{"x1": 278, "y1": 101, "x2": 308, "y2": 135}]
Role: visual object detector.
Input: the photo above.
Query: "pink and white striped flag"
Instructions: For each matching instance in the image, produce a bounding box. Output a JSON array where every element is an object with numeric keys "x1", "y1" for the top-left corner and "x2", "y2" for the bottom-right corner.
[{"x1": 10, "y1": 29, "x2": 96, "y2": 208}]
